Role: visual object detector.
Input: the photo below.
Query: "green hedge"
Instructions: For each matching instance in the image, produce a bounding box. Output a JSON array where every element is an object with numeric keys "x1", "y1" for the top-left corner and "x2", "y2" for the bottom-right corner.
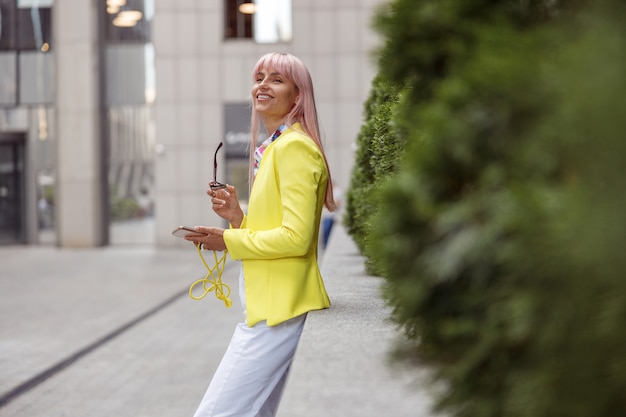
[
  {"x1": 346, "y1": 0, "x2": 626, "y2": 416},
  {"x1": 344, "y1": 74, "x2": 406, "y2": 274}
]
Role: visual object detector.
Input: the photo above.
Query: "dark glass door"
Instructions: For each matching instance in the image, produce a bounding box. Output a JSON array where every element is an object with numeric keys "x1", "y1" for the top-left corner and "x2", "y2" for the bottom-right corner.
[{"x1": 0, "y1": 134, "x2": 25, "y2": 244}]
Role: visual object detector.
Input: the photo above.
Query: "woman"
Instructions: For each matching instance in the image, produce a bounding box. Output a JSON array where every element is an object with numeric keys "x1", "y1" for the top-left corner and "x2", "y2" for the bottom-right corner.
[{"x1": 185, "y1": 52, "x2": 336, "y2": 417}]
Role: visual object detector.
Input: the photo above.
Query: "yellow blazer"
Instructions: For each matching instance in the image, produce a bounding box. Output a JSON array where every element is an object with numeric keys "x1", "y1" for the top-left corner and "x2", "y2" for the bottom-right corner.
[{"x1": 223, "y1": 123, "x2": 330, "y2": 327}]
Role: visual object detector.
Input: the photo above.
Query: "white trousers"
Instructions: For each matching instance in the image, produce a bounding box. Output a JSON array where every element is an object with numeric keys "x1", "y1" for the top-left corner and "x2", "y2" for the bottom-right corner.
[{"x1": 192, "y1": 270, "x2": 306, "y2": 417}]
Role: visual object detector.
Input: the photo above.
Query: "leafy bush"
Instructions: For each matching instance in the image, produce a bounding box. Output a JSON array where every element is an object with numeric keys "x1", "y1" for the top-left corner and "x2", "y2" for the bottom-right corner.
[
  {"x1": 347, "y1": 0, "x2": 626, "y2": 416},
  {"x1": 110, "y1": 185, "x2": 141, "y2": 220},
  {"x1": 344, "y1": 74, "x2": 406, "y2": 274}
]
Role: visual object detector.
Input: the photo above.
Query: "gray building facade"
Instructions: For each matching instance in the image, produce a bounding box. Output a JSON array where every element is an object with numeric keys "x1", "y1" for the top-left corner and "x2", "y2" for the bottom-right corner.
[{"x1": 0, "y1": 0, "x2": 383, "y2": 247}]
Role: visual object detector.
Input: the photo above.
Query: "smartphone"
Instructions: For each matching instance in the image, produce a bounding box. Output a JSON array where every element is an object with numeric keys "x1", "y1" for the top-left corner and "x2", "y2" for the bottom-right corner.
[{"x1": 172, "y1": 226, "x2": 207, "y2": 238}]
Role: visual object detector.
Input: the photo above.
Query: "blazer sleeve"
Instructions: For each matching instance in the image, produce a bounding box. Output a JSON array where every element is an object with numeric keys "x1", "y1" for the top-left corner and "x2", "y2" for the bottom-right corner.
[{"x1": 224, "y1": 136, "x2": 326, "y2": 260}]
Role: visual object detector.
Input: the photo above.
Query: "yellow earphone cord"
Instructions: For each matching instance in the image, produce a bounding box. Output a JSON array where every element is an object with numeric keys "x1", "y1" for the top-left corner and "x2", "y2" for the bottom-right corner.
[{"x1": 188, "y1": 244, "x2": 232, "y2": 308}]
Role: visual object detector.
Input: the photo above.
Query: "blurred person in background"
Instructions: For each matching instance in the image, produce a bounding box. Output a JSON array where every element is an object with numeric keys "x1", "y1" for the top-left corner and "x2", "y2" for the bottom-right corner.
[{"x1": 321, "y1": 181, "x2": 342, "y2": 249}]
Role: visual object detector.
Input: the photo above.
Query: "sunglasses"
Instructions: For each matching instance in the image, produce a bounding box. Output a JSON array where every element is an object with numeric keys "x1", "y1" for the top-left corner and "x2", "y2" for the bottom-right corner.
[{"x1": 209, "y1": 142, "x2": 228, "y2": 191}]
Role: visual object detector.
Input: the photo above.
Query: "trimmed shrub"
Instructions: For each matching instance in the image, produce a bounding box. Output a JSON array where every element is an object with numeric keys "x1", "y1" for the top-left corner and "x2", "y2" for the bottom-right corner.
[
  {"x1": 344, "y1": 74, "x2": 406, "y2": 274},
  {"x1": 348, "y1": 0, "x2": 626, "y2": 416}
]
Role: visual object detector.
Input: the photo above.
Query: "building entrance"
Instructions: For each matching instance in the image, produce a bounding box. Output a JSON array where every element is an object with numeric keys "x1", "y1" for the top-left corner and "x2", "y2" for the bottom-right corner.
[{"x1": 0, "y1": 133, "x2": 26, "y2": 244}]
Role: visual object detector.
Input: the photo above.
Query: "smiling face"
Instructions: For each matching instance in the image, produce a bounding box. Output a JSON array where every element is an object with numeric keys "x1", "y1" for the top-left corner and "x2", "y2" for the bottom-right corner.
[{"x1": 252, "y1": 67, "x2": 299, "y2": 132}]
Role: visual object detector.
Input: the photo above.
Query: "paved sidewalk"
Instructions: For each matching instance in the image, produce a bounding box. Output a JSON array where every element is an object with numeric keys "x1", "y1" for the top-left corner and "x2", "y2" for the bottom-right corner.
[
  {"x1": 279, "y1": 225, "x2": 437, "y2": 417},
  {"x1": 0, "y1": 244, "x2": 243, "y2": 417},
  {"x1": 0, "y1": 226, "x2": 437, "y2": 417}
]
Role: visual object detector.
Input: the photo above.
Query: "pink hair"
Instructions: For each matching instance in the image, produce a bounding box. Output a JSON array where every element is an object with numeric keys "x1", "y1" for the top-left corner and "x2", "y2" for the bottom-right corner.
[{"x1": 250, "y1": 52, "x2": 336, "y2": 211}]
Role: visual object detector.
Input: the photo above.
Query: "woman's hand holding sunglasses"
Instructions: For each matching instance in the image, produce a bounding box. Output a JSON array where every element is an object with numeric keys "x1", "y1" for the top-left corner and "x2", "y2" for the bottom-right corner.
[
  {"x1": 208, "y1": 141, "x2": 244, "y2": 227},
  {"x1": 208, "y1": 184, "x2": 244, "y2": 228}
]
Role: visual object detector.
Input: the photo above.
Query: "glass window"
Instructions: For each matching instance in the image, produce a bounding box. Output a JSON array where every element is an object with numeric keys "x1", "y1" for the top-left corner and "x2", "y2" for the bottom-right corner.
[
  {"x1": 224, "y1": 0, "x2": 291, "y2": 43},
  {"x1": 16, "y1": 3, "x2": 52, "y2": 51},
  {"x1": 0, "y1": 0, "x2": 53, "y2": 52},
  {"x1": 224, "y1": 0, "x2": 253, "y2": 39},
  {"x1": 106, "y1": 0, "x2": 152, "y2": 43},
  {"x1": 0, "y1": 134, "x2": 26, "y2": 244},
  {"x1": 253, "y1": 0, "x2": 291, "y2": 43},
  {"x1": 105, "y1": 44, "x2": 151, "y2": 105},
  {"x1": 0, "y1": 1, "x2": 53, "y2": 107},
  {"x1": 19, "y1": 51, "x2": 54, "y2": 104},
  {"x1": 0, "y1": 0, "x2": 18, "y2": 50},
  {"x1": 104, "y1": 0, "x2": 156, "y2": 244},
  {"x1": 0, "y1": 52, "x2": 17, "y2": 104}
]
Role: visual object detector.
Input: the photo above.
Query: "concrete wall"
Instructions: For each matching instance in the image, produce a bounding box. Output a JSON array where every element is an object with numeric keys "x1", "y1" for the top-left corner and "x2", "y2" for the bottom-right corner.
[{"x1": 54, "y1": 0, "x2": 106, "y2": 247}]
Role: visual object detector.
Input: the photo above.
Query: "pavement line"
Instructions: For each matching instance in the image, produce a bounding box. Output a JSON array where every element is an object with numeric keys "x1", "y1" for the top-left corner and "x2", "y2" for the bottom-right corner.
[{"x1": 0, "y1": 288, "x2": 189, "y2": 409}]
